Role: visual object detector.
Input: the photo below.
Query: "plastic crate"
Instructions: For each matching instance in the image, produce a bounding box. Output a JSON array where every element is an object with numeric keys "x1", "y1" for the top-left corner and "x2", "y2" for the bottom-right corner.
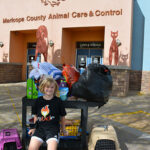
[
  {"x1": 0, "y1": 128, "x2": 22, "y2": 150},
  {"x1": 95, "y1": 139, "x2": 116, "y2": 150},
  {"x1": 60, "y1": 120, "x2": 81, "y2": 139},
  {"x1": 4, "y1": 142, "x2": 17, "y2": 150}
]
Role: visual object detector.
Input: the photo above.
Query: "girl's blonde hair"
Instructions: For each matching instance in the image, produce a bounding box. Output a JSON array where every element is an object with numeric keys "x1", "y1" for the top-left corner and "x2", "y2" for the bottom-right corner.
[{"x1": 39, "y1": 77, "x2": 58, "y2": 96}]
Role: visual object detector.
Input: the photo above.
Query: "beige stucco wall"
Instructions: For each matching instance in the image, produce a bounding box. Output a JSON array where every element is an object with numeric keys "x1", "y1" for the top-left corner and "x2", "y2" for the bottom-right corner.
[
  {"x1": 9, "y1": 31, "x2": 36, "y2": 80},
  {"x1": 0, "y1": 0, "x2": 133, "y2": 68}
]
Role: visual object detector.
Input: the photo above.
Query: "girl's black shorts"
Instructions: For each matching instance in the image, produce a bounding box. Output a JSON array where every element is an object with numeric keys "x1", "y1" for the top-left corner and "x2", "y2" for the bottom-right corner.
[{"x1": 32, "y1": 126, "x2": 59, "y2": 143}]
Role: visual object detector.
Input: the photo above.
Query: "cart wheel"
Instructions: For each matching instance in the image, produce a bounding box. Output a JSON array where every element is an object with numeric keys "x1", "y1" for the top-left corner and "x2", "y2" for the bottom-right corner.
[
  {"x1": 95, "y1": 139, "x2": 116, "y2": 150},
  {"x1": 4, "y1": 142, "x2": 17, "y2": 150}
]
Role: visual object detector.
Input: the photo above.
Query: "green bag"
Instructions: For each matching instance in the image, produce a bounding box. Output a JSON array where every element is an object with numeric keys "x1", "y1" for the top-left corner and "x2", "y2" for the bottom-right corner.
[{"x1": 27, "y1": 78, "x2": 38, "y2": 99}]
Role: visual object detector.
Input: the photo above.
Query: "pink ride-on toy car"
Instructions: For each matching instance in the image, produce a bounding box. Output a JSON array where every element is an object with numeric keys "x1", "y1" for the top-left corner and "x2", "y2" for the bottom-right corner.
[{"x1": 0, "y1": 128, "x2": 22, "y2": 150}]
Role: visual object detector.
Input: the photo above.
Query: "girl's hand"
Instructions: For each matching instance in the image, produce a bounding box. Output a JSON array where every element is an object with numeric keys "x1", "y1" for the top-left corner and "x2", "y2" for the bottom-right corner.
[
  {"x1": 28, "y1": 129, "x2": 35, "y2": 136},
  {"x1": 63, "y1": 130, "x2": 68, "y2": 136}
]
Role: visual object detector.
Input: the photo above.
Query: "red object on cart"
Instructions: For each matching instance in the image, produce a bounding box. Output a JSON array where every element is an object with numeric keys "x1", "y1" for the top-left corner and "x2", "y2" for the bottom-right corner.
[{"x1": 62, "y1": 65, "x2": 80, "y2": 89}]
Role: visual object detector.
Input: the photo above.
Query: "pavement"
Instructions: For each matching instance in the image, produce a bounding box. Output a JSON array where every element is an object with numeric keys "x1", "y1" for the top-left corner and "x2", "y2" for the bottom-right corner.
[{"x1": 0, "y1": 82, "x2": 150, "y2": 150}]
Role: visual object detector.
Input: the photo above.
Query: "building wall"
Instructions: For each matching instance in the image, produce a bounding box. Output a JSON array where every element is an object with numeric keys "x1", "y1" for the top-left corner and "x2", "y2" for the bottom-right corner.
[
  {"x1": 131, "y1": 0, "x2": 144, "y2": 71},
  {"x1": 141, "y1": 71, "x2": 150, "y2": 93},
  {"x1": 61, "y1": 29, "x2": 73, "y2": 65},
  {"x1": 0, "y1": 0, "x2": 133, "y2": 66},
  {"x1": 0, "y1": 63, "x2": 22, "y2": 83},
  {"x1": 110, "y1": 67, "x2": 130, "y2": 97},
  {"x1": 129, "y1": 70, "x2": 142, "y2": 91}
]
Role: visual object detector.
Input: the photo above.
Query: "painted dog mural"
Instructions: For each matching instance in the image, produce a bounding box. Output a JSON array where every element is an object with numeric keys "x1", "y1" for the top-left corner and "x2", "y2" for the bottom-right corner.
[{"x1": 35, "y1": 25, "x2": 48, "y2": 62}]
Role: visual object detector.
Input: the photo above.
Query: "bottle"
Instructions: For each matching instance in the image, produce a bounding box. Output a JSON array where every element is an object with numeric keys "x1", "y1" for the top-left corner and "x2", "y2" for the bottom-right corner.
[{"x1": 59, "y1": 80, "x2": 69, "y2": 101}]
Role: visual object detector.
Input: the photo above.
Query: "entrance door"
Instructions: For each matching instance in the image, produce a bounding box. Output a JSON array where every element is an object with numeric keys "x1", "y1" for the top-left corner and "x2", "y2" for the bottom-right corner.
[
  {"x1": 76, "y1": 49, "x2": 103, "y2": 73},
  {"x1": 90, "y1": 49, "x2": 103, "y2": 64},
  {"x1": 27, "y1": 43, "x2": 41, "y2": 79},
  {"x1": 76, "y1": 49, "x2": 89, "y2": 70}
]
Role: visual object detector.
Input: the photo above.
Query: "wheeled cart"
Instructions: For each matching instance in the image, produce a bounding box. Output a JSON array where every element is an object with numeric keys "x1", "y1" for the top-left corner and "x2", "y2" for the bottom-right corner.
[{"x1": 22, "y1": 96, "x2": 104, "y2": 150}]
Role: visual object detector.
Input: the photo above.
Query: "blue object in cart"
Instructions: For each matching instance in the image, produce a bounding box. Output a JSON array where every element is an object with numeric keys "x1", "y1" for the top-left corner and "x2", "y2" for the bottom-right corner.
[
  {"x1": 59, "y1": 80, "x2": 69, "y2": 101},
  {"x1": 60, "y1": 136, "x2": 78, "y2": 140}
]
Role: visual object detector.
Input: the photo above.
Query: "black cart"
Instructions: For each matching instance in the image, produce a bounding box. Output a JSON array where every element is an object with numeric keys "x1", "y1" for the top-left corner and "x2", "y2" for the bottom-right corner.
[{"x1": 22, "y1": 96, "x2": 104, "y2": 150}]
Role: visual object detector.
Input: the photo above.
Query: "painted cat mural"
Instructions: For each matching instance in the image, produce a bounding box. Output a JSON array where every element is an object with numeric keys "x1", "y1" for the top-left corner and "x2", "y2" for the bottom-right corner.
[
  {"x1": 118, "y1": 53, "x2": 128, "y2": 66},
  {"x1": 109, "y1": 31, "x2": 119, "y2": 65}
]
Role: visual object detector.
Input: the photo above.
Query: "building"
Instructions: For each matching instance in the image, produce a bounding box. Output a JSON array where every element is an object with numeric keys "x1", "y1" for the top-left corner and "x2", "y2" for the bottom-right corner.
[{"x1": 0, "y1": 0, "x2": 149, "y2": 96}]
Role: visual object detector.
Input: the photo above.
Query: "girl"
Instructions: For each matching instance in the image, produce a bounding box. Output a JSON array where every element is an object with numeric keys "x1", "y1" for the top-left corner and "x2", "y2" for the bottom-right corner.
[{"x1": 28, "y1": 77, "x2": 68, "y2": 150}]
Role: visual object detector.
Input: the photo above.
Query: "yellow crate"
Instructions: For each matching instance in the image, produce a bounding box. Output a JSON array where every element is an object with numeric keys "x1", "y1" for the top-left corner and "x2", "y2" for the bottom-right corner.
[
  {"x1": 72, "y1": 119, "x2": 80, "y2": 126},
  {"x1": 60, "y1": 120, "x2": 81, "y2": 136}
]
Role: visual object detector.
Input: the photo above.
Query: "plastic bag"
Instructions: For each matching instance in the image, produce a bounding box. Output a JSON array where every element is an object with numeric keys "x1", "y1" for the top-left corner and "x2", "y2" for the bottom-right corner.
[
  {"x1": 59, "y1": 87, "x2": 69, "y2": 101},
  {"x1": 71, "y1": 64, "x2": 112, "y2": 103},
  {"x1": 29, "y1": 61, "x2": 62, "y2": 80},
  {"x1": 41, "y1": 62, "x2": 62, "y2": 80},
  {"x1": 62, "y1": 65, "x2": 80, "y2": 89},
  {"x1": 27, "y1": 78, "x2": 38, "y2": 99}
]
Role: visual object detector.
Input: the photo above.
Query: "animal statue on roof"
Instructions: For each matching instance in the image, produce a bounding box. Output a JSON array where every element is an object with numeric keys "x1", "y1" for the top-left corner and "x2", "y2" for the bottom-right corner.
[
  {"x1": 109, "y1": 31, "x2": 119, "y2": 65},
  {"x1": 35, "y1": 25, "x2": 48, "y2": 62}
]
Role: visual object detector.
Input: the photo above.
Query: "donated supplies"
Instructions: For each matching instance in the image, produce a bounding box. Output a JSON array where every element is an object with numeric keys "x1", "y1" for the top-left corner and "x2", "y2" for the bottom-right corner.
[
  {"x1": 27, "y1": 78, "x2": 38, "y2": 99},
  {"x1": 71, "y1": 64, "x2": 112, "y2": 103},
  {"x1": 29, "y1": 61, "x2": 62, "y2": 80},
  {"x1": 62, "y1": 64, "x2": 80, "y2": 89},
  {"x1": 59, "y1": 80, "x2": 69, "y2": 101}
]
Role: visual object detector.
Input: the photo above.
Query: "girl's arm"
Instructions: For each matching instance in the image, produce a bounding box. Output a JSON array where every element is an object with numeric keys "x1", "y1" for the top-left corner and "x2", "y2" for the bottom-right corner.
[
  {"x1": 28, "y1": 115, "x2": 38, "y2": 136},
  {"x1": 31, "y1": 115, "x2": 38, "y2": 129},
  {"x1": 34, "y1": 115, "x2": 38, "y2": 123}
]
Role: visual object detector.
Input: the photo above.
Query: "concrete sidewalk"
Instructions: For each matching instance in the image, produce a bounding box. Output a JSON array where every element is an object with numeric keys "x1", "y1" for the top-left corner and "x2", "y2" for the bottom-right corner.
[
  {"x1": 0, "y1": 82, "x2": 26, "y2": 134},
  {"x1": 0, "y1": 82, "x2": 150, "y2": 150}
]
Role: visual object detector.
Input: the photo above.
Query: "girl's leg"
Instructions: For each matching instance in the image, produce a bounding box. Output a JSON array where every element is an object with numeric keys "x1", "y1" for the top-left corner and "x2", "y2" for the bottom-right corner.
[
  {"x1": 47, "y1": 139, "x2": 58, "y2": 150},
  {"x1": 28, "y1": 137, "x2": 43, "y2": 150}
]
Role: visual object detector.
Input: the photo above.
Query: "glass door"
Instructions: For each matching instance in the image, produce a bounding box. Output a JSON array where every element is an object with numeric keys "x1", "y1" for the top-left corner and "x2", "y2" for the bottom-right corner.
[
  {"x1": 76, "y1": 49, "x2": 103, "y2": 73},
  {"x1": 90, "y1": 49, "x2": 103, "y2": 64},
  {"x1": 26, "y1": 43, "x2": 41, "y2": 79}
]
